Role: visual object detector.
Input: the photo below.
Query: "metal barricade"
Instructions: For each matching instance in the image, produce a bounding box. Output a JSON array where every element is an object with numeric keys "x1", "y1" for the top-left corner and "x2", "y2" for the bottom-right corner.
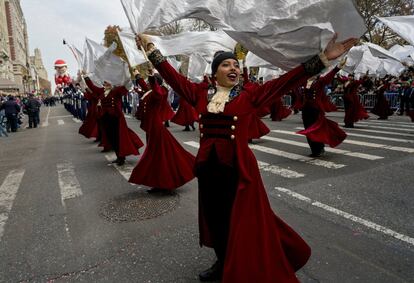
[
  {"x1": 361, "y1": 93, "x2": 376, "y2": 109},
  {"x1": 384, "y1": 92, "x2": 399, "y2": 109},
  {"x1": 329, "y1": 93, "x2": 344, "y2": 108}
]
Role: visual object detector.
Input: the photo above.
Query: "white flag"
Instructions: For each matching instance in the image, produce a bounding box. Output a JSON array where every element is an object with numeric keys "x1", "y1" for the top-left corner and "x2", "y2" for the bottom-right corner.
[
  {"x1": 64, "y1": 39, "x2": 83, "y2": 71},
  {"x1": 120, "y1": 0, "x2": 366, "y2": 70},
  {"x1": 82, "y1": 38, "x2": 107, "y2": 75},
  {"x1": 389, "y1": 44, "x2": 414, "y2": 66},
  {"x1": 364, "y1": 42, "x2": 400, "y2": 62},
  {"x1": 187, "y1": 53, "x2": 211, "y2": 82},
  {"x1": 167, "y1": 57, "x2": 182, "y2": 72},
  {"x1": 118, "y1": 30, "x2": 147, "y2": 67},
  {"x1": 94, "y1": 42, "x2": 131, "y2": 87},
  {"x1": 258, "y1": 67, "x2": 286, "y2": 82},
  {"x1": 377, "y1": 16, "x2": 414, "y2": 46}
]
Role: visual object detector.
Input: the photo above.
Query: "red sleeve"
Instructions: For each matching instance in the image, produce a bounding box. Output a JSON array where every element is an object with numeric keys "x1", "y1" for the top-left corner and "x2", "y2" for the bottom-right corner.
[
  {"x1": 319, "y1": 67, "x2": 340, "y2": 86},
  {"x1": 251, "y1": 64, "x2": 312, "y2": 109},
  {"x1": 242, "y1": 67, "x2": 249, "y2": 85},
  {"x1": 84, "y1": 77, "x2": 102, "y2": 94},
  {"x1": 114, "y1": 86, "x2": 128, "y2": 98},
  {"x1": 154, "y1": 60, "x2": 202, "y2": 107},
  {"x1": 149, "y1": 81, "x2": 166, "y2": 101},
  {"x1": 136, "y1": 77, "x2": 149, "y2": 92}
]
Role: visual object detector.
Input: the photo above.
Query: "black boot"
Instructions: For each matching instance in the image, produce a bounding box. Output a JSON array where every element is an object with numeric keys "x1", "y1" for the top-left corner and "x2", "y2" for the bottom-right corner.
[
  {"x1": 164, "y1": 120, "x2": 170, "y2": 127},
  {"x1": 183, "y1": 125, "x2": 191, "y2": 131},
  {"x1": 191, "y1": 123, "x2": 196, "y2": 131},
  {"x1": 199, "y1": 260, "x2": 223, "y2": 282},
  {"x1": 116, "y1": 157, "x2": 125, "y2": 166}
]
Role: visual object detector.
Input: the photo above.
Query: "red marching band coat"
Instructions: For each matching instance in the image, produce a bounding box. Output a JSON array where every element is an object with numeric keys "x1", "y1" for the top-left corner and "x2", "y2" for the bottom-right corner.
[
  {"x1": 242, "y1": 68, "x2": 270, "y2": 139},
  {"x1": 171, "y1": 97, "x2": 199, "y2": 126},
  {"x1": 128, "y1": 77, "x2": 195, "y2": 189},
  {"x1": 371, "y1": 83, "x2": 393, "y2": 119},
  {"x1": 79, "y1": 88, "x2": 99, "y2": 139},
  {"x1": 84, "y1": 78, "x2": 144, "y2": 157},
  {"x1": 343, "y1": 78, "x2": 369, "y2": 125},
  {"x1": 297, "y1": 67, "x2": 347, "y2": 147},
  {"x1": 150, "y1": 50, "x2": 325, "y2": 282},
  {"x1": 135, "y1": 77, "x2": 175, "y2": 123}
]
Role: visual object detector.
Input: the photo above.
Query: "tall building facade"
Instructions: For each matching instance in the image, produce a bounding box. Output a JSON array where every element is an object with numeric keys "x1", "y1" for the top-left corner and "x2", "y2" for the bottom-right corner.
[
  {"x1": 0, "y1": 0, "x2": 14, "y2": 83},
  {"x1": 4, "y1": 0, "x2": 30, "y2": 92}
]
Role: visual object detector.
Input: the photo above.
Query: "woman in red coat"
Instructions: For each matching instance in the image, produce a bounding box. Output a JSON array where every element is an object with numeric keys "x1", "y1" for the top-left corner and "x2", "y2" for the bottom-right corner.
[
  {"x1": 269, "y1": 95, "x2": 292, "y2": 121},
  {"x1": 242, "y1": 66, "x2": 270, "y2": 141},
  {"x1": 128, "y1": 73, "x2": 195, "y2": 192},
  {"x1": 297, "y1": 66, "x2": 347, "y2": 157},
  {"x1": 79, "y1": 88, "x2": 99, "y2": 139},
  {"x1": 171, "y1": 96, "x2": 198, "y2": 131},
  {"x1": 343, "y1": 74, "x2": 369, "y2": 128},
  {"x1": 137, "y1": 34, "x2": 356, "y2": 282},
  {"x1": 84, "y1": 77, "x2": 144, "y2": 165},
  {"x1": 371, "y1": 80, "x2": 393, "y2": 120}
]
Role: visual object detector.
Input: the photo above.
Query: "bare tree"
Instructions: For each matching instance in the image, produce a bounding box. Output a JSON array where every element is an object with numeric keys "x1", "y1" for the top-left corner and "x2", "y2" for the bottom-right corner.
[
  {"x1": 356, "y1": 0, "x2": 414, "y2": 47},
  {"x1": 189, "y1": 19, "x2": 217, "y2": 32}
]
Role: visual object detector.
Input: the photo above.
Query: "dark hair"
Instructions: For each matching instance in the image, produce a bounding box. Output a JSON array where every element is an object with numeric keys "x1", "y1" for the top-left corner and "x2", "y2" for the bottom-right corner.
[{"x1": 211, "y1": 51, "x2": 238, "y2": 75}]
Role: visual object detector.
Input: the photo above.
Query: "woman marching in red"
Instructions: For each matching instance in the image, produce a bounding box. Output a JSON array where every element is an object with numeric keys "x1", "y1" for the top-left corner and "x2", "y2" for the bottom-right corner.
[
  {"x1": 343, "y1": 74, "x2": 369, "y2": 128},
  {"x1": 83, "y1": 76, "x2": 144, "y2": 165},
  {"x1": 172, "y1": 97, "x2": 198, "y2": 131},
  {"x1": 297, "y1": 64, "x2": 347, "y2": 157},
  {"x1": 242, "y1": 66, "x2": 270, "y2": 141},
  {"x1": 128, "y1": 71, "x2": 195, "y2": 192},
  {"x1": 137, "y1": 33, "x2": 357, "y2": 282},
  {"x1": 79, "y1": 88, "x2": 99, "y2": 139},
  {"x1": 371, "y1": 79, "x2": 393, "y2": 120}
]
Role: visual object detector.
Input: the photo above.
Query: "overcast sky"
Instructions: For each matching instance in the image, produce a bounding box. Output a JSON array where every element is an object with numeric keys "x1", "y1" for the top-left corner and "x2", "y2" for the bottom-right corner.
[{"x1": 21, "y1": 0, "x2": 130, "y2": 88}]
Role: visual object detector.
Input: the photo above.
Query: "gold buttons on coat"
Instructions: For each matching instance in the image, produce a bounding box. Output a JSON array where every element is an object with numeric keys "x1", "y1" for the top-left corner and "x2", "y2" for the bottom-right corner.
[
  {"x1": 199, "y1": 114, "x2": 202, "y2": 119},
  {"x1": 200, "y1": 133, "x2": 204, "y2": 138},
  {"x1": 231, "y1": 125, "x2": 236, "y2": 130},
  {"x1": 233, "y1": 116, "x2": 238, "y2": 121},
  {"x1": 200, "y1": 124, "x2": 204, "y2": 129},
  {"x1": 230, "y1": 135, "x2": 235, "y2": 140}
]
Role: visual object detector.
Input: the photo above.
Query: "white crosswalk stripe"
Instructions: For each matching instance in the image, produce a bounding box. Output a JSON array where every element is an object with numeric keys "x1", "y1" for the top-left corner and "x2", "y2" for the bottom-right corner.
[
  {"x1": 57, "y1": 162, "x2": 83, "y2": 206},
  {"x1": 343, "y1": 139, "x2": 414, "y2": 153},
  {"x1": 0, "y1": 169, "x2": 25, "y2": 241},
  {"x1": 250, "y1": 144, "x2": 346, "y2": 169},
  {"x1": 293, "y1": 127, "x2": 414, "y2": 143},
  {"x1": 57, "y1": 120, "x2": 65, "y2": 125},
  {"x1": 360, "y1": 120, "x2": 414, "y2": 128},
  {"x1": 262, "y1": 135, "x2": 383, "y2": 160},
  {"x1": 104, "y1": 153, "x2": 136, "y2": 183},
  {"x1": 346, "y1": 128, "x2": 414, "y2": 137},
  {"x1": 184, "y1": 141, "x2": 306, "y2": 178},
  {"x1": 273, "y1": 129, "x2": 414, "y2": 153},
  {"x1": 359, "y1": 123, "x2": 414, "y2": 132},
  {"x1": 274, "y1": 187, "x2": 414, "y2": 246}
]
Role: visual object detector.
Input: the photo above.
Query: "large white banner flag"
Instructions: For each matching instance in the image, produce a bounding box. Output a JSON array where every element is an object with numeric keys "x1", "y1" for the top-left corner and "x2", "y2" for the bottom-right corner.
[
  {"x1": 118, "y1": 28, "x2": 236, "y2": 65},
  {"x1": 245, "y1": 52, "x2": 274, "y2": 69},
  {"x1": 118, "y1": 30, "x2": 147, "y2": 67},
  {"x1": 82, "y1": 38, "x2": 107, "y2": 75},
  {"x1": 120, "y1": 0, "x2": 366, "y2": 70},
  {"x1": 377, "y1": 16, "x2": 414, "y2": 46},
  {"x1": 389, "y1": 44, "x2": 414, "y2": 66},
  {"x1": 343, "y1": 45, "x2": 405, "y2": 77},
  {"x1": 187, "y1": 53, "x2": 211, "y2": 82},
  {"x1": 63, "y1": 39, "x2": 83, "y2": 71},
  {"x1": 94, "y1": 42, "x2": 131, "y2": 87},
  {"x1": 364, "y1": 42, "x2": 400, "y2": 62}
]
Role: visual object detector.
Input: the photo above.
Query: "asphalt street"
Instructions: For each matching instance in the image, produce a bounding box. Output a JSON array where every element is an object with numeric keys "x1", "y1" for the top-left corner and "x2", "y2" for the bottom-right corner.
[{"x1": 0, "y1": 105, "x2": 413, "y2": 282}]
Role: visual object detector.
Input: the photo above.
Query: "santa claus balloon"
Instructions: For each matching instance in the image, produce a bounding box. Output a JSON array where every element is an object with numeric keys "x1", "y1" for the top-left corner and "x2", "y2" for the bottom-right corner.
[{"x1": 54, "y1": 59, "x2": 72, "y2": 94}]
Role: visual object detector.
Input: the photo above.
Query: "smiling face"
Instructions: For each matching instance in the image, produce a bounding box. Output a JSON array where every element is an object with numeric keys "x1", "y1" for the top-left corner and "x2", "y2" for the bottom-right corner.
[
  {"x1": 214, "y1": 59, "x2": 240, "y2": 88},
  {"x1": 103, "y1": 81, "x2": 112, "y2": 90}
]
